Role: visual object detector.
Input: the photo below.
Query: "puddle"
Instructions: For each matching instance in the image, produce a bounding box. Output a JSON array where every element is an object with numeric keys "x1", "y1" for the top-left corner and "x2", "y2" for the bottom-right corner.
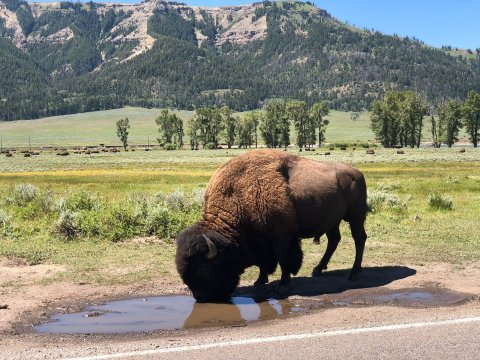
[
  {"x1": 34, "y1": 296, "x2": 301, "y2": 334},
  {"x1": 324, "y1": 287, "x2": 468, "y2": 308},
  {"x1": 34, "y1": 287, "x2": 470, "y2": 335},
  {"x1": 373, "y1": 291, "x2": 433, "y2": 304}
]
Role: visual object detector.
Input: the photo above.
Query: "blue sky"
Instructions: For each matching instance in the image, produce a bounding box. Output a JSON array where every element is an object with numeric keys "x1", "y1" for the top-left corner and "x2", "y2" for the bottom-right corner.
[{"x1": 35, "y1": 0, "x2": 480, "y2": 49}]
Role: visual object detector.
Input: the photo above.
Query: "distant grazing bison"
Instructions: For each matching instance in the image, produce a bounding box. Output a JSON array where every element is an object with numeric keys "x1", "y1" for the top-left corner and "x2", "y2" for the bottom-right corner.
[{"x1": 176, "y1": 150, "x2": 368, "y2": 302}]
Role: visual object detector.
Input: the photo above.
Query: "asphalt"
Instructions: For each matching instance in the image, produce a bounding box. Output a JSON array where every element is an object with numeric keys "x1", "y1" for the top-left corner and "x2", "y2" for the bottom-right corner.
[{"x1": 1, "y1": 302, "x2": 479, "y2": 360}]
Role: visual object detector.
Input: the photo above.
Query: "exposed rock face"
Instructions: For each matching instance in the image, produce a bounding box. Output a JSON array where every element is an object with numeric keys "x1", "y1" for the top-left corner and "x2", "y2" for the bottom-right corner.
[
  {"x1": 192, "y1": 4, "x2": 268, "y2": 46},
  {"x1": 0, "y1": 0, "x2": 281, "y2": 58},
  {"x1": 27, "y1": 26, "x2": 74, "y2": 44},
  {"x1": 0, "y1": 1, "x2": 27, "y2": 45},
  {"x1": 101, "y1": 1, "x2": 165, "y2": 61}
]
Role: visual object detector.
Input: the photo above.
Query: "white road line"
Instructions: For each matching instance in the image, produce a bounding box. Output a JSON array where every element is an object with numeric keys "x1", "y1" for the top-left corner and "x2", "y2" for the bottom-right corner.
[{"x1": 66, "y1": 316, "x2": 480, "y2": 360}]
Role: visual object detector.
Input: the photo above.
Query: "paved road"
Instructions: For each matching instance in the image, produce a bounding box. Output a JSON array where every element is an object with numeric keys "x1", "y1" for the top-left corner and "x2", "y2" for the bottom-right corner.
[
  {"x1": 65, "y1": 317, "x2": 480, "y2": 360},
  {"x1": 2, "y1": 309, "x2": 479, "y2": 360}
]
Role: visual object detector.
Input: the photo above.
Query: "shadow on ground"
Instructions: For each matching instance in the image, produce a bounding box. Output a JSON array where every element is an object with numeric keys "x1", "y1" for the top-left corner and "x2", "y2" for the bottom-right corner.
[{"x1": 235, "y1": 266, "x2": 417, "y2": 299}]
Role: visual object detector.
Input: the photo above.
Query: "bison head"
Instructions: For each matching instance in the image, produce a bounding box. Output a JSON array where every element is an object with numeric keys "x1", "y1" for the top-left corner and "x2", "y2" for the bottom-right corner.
[{"x1": 175, "y1": 224, "x2": 242, "y2": 302}]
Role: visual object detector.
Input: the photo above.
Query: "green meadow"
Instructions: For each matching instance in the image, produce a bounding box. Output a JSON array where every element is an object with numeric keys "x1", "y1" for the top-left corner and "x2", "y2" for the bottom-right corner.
[
  {"x1": 0, "y1": 107, "x2": 478, "y2": 287},
  {"x1": 0, "y1": 146, "x2": 479, "y2": 286},
  {"x1": 0, "y1": 108, "x2": 376, "y2": 148}
]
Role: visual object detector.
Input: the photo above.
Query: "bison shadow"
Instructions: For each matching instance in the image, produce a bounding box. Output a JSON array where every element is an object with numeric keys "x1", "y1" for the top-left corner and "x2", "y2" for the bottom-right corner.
[{"x1": 234, "y1": 266, "x2": 417, "y2": 299}]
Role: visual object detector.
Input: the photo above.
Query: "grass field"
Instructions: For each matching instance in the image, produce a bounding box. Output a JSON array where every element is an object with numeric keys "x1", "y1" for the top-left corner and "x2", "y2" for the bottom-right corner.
[
  {"x1": 0, "y1": 148, "x2": 479, "y2": 287},
  {"x1": 0, "y1": 108, "x2": 194, "y2": 148},
  {"x1": 0, "y1": 108, "x2": 377, "y2": 148}
]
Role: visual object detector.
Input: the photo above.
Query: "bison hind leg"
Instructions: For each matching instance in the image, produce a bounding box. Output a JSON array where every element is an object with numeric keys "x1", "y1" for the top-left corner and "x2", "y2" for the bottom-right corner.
[
  {"x1": 348, "y1": 220, "x2": 367, "y2": 280},
  {"x1": 312, "y1": 223, "x2": 341, "y2": 277}
]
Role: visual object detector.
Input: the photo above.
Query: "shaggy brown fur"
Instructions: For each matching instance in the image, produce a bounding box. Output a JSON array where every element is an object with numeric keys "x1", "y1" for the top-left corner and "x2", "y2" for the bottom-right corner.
[{"x1": 176, "y1": 150, "x2": 368, "y2": 302}]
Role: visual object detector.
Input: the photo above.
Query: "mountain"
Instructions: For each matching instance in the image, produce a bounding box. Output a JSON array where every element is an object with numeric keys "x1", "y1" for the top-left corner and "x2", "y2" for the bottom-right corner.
[{"x1": 1, "y1": 0, "x2": 479, "y2": 120}]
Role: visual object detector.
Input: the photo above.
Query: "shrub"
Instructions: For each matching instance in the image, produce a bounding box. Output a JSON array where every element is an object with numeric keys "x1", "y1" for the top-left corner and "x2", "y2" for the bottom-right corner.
[
  {"x1": 41, "y1": 189, "x2": 57, "y2": 213},
  {"x1": 12, "y1": 184, "x2": 38, "y2": 206},
  {"x1": 131, "y1": 193, "x2": 149, "y2": 219},
  {"x1": 377, "y1": 182, "x2": 401, "y2": 191},
  {"x1": 368, "y1": 190, "x2": 408, "y2": 215},
  {"x1": 61, "y1": 190, "x2": 101, "y2": 212},
  {"x1": 52, "y1": 189, "x2": 204, "y2": 242},
  {"x1": 76, "y1": 210, "x2": 102, "y2": 237},
  {"x1": 56, "y1": 211, "x2": 80, "y2": 239},
  {"x1": 205, "y1": 142, "x2": 217, "y2": 150},
  {"x1": 102, "y1": 205, "x2": 142, "y2": 242},
  {"x1": 165, "y1": 190, "x2": 189, "y2": 211},
  {"x1": 368, "y1": 191, "x2": 389, "y2": 213},
  {"x1": 163, "y1": 143, "x2": 177, "y2": 150},
  {"x1": 428, "y1": 194, "x2": 453, "y2": 211},
  {"x1": 0, "y1": 209, "x2": 11, "y2": 235},
  {"x1": 190, "y1": 188, "x2": 205, "y2": 206},
  {"x1": 145, "y1": 206, "x2": 189, "y2": 240},
  {"x1": 0, "y1": 209, "x2": 7, "y2": 226}
]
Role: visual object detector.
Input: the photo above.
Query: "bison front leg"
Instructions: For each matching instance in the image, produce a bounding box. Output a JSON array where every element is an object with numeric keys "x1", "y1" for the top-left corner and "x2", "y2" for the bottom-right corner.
[
  {"x1": 273, "y1": 236, "x2": 303, "y2": 295},
  {"x1": 312, "y1": 223, "x2": 341, "y2": 277},
  {"x1": 253, "y1": 268, "x2": 269, "y2": 292},
  {"x1": 253, "y1": 250, "x2": 278, "y2": 292}
]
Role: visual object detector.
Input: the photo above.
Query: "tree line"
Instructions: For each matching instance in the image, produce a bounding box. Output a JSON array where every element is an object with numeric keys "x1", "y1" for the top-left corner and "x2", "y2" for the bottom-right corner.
[
  {"x1": 116, "y1": 101, "x2": 330, "y2": 150},
  {"x1": 371, "y1": 90, "x2": 480, "y2": 148}
]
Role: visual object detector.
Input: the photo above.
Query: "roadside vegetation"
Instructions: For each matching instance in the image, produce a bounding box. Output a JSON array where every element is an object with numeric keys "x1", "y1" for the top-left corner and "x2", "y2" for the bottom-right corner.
[{"x1": 0, "y1": 149, "x2": 479, "y2": 286}]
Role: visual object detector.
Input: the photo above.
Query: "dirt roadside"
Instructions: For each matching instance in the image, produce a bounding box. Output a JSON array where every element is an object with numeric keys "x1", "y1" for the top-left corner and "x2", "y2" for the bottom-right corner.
[{"x1": 0, "y1": 259, "x2": 479, "y2": 354}]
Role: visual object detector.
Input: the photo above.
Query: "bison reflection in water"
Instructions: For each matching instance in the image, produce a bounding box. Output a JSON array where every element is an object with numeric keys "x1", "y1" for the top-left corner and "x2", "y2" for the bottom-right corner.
[
  {"x1": 183, "y1": 298, "x2": 291, "y2": 328},
  {"x1": 176, "y1": 150, "x2": 368, "y2": 302}
]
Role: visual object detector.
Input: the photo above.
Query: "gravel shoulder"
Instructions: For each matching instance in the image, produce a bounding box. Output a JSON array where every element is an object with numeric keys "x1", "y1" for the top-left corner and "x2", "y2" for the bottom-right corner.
[{"x1": 0, "y1": 260, "x2": 479, "y2": 359}]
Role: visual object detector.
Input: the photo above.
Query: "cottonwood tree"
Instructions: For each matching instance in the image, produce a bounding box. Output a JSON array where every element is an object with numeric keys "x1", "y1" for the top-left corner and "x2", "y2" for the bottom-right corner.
[
  {"x1": 186, "y1": 116, "x2": 200, "y2": 150},
  {"x1": 260, "y1": 101, "x2": 288, "y2": 148},
  {"x1": 155, "y1": 109, "x2": 184, "y2": 148},
  {"x1": 371, "y1": 91, "x2": 425, "y2": 148},
  {"x1": 401, "y1": 91, "x2": 426, "y2": 148},
  {"x1": 437, "y1": 100, "x2": 462, "y2": 147},
  {"x1": 310, "y1": 101, "x2": 330, "y2": 147},
  {"x1": 370, "y1": 92, "x2": 401, "y2": 147},
  {"x1": 236, "y1": 115, "x2": 255, "y2": 148},
  {"x1": 243, "y1": 111, "x2": 260, "y2": 148},
  {"x1": 286, "y1": 100, "x2": 309, "y2": 149},
  {"x1": 462, "y1": 90, "x2": 480, "y2": 147},
  {"x1": 221, "y1": 106, "x2": 237, "y2": 149},
  {"x1": 430, "y1": 112, "x2": 441, "y2": 148},
  {"x1": 191, "y1": 107, "x2": 224, "y2": 148},
  {"x1": 116, "y1": 117, "x2": 130, "y2": 151}
]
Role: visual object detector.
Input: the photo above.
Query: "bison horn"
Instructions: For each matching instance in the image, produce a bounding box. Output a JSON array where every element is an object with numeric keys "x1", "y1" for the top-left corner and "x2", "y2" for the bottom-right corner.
[{"x1": 202, "y1": 234, "x2": 217, "y2": 259}]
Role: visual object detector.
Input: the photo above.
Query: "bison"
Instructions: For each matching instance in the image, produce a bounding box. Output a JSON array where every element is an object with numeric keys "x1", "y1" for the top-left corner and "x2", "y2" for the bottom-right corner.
[{"x1": 176, "y1": 150, "x2": 368, "y2": 302}]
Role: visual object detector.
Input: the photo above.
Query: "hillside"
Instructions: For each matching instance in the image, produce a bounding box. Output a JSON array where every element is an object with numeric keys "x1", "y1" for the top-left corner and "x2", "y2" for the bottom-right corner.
[{"x1": 1, "y1": 0, "x2": 480, "y2": 120}]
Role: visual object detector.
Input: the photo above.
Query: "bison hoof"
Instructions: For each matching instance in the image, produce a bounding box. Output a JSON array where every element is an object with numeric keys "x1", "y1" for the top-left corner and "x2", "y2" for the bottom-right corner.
[
  {"x1": 348, "y1": 270, "x2": 362, "y2": 281},
  {"x1": 311, "y1": 267, "x2": 323, "y2": 277}
]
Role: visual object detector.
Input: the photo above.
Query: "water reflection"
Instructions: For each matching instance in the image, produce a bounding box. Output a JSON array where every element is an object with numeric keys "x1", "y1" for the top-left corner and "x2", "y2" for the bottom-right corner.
[
  {"x1": 184, "y1": 297, "x2": 290, "y2": 328},
  {"x1": 35, "y1": 296, "x2": 295, "y2": 334}
]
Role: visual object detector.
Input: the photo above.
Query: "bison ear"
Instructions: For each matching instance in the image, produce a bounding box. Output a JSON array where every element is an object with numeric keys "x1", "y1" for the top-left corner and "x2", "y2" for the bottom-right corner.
[{"x1": 202, "y1": 234, "x2": 218, "y2": 259}]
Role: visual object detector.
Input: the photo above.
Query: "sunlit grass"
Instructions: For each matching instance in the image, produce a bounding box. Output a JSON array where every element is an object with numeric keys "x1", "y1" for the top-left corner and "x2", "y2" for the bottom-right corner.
[{"x1": 0, "y1": 148, "x2": 479, "y2": 286}]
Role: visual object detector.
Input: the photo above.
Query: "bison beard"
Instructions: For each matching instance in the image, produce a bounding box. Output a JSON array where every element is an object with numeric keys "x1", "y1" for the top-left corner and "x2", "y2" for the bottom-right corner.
[{"x1": 176, "y1": 150, "x2": 368, "y2": 302}]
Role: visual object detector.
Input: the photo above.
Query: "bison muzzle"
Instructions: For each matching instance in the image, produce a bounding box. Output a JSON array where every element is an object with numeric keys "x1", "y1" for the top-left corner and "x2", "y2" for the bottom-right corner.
[{"x1": 176, "y1": 150, "x2": 368, "y2": 302}]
